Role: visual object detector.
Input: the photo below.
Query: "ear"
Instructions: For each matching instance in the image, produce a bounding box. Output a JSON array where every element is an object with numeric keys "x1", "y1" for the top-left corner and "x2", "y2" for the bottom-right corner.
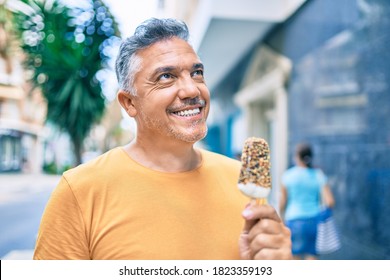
[{"x1": 117, "y1": 90, "x2": 138, "y2": 117}]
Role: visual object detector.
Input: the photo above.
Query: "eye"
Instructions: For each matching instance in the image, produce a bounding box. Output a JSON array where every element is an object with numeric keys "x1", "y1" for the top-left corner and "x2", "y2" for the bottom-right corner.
[
  {"x1": 158, "y1": 73, "x2": 173, "y2": 81},
  {"x1": 192, "y1": 69, "x2": 204, "y2": 79}
]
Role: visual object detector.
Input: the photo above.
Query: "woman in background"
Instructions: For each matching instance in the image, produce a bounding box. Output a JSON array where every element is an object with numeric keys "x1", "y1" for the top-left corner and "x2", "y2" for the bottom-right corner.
[{"x1": 280, "y1": 143, "x2": 335, "y2": 260}]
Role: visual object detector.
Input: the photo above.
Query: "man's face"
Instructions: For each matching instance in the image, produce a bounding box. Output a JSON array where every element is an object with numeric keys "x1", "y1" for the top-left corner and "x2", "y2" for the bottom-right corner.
[{"x1": 131, "y1": 37, "x2": 210, "y2": 144}]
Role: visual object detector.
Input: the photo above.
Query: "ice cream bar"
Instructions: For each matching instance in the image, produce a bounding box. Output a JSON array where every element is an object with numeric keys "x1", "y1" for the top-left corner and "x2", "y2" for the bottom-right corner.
[{"x1": 238, "y1": 137, "x2": 271, "y2": 204}]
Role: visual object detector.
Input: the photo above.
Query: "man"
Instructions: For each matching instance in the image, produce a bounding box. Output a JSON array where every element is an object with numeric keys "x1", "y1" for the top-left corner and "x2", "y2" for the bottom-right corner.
[{"x1": 34, "y1": 18, "x2": 292, "y2": 260}]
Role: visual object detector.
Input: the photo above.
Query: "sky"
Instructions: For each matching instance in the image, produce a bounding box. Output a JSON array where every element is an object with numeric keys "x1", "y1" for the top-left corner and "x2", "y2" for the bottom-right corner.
[
  {"x1": 63, "y1": 0, "x2": 159, "y2": 37},
  {"x1": 103, "y1": 0, "x2": 159, "y2": 37}
]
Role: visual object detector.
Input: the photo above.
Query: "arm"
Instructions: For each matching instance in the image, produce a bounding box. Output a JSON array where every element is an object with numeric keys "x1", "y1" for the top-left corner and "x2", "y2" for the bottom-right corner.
[
  {"x1": 33, "y1": 177, "x2": 90, "y2": 260},
  {"x1": 321, "y1": 184, "x2": 335, "y2": 208},
  {"x1": 279, "y1": 184, "x2": 288, "y2": 220},
  {"x1": 239, "y1": 204, "x2": 292, "y2": 260}
]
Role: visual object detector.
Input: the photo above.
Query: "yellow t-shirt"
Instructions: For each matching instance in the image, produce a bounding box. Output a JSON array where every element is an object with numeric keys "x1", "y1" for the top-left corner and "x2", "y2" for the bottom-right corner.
[{"x1": 33, "y1": 147, "x2": 248, "y2": 259}]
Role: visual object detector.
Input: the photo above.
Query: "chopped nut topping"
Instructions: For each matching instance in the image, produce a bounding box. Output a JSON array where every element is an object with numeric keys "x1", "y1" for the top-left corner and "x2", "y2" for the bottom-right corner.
[{"x1": 238, "y1": 137, "x2": 272, "y2": 189}]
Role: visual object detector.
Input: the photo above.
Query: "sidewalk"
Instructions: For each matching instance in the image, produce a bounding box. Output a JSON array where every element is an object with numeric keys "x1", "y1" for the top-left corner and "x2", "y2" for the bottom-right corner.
[
  {"x1": 0, "y1": 172, "x2": 61, "y2": 204},
  {"x1": 2, "y1": 250, "x2": 34, "y2": 260},
  {"x1": 0, "y1": 172, "x2": 61, "y2": 260}
]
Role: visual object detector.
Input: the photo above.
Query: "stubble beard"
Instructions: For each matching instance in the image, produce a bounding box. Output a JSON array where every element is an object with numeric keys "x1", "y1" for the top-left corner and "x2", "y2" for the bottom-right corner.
[{"x1": 138, "y1": 109, "x2": 208, "y2": 143}]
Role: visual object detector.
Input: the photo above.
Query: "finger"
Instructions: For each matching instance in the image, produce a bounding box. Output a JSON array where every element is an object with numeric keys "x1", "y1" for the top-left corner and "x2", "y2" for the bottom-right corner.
[
  {"x1": 249, "y1": 220, "x2": 292, "y2": 244},
  {"x1": 242, "y1": 204, "x2": 282, "y2": 222},
  {"x1": 247, "y1": 218, "x2": 284, "y2": 240},
  {"x1": 247, "y1": 222, "x2": 292, "y2": 260},
  {"x1": 249, "y1": 229, "x2": 292, "y2": 260},
  {"x1": 242, "y1": 204, "x2": 282, "y2": 235},
  {"x1": 238, "y1": 232, "x2": 251, "y2": 260},
  {"x1": 252, "y1": 247, "x2": 293, "y2": 260},
  {"x1": 242, "y1": 216, "x2": 258, "y2": 234},
  {"x1": 248, "y1": 230, "x2": 287, "y2": 253}
]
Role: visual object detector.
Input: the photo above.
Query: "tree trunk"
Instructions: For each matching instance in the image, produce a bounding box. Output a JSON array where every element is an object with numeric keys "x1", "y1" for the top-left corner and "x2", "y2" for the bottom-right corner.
[{"x1": 73, "y1": 138, "x2": 83, "y2": 166}]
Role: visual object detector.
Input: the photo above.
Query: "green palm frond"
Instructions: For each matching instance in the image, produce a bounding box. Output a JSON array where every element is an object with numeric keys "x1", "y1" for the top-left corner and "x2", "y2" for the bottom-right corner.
[{"x1": 11, "y1": 0, "x2": 121, "y2": 165}]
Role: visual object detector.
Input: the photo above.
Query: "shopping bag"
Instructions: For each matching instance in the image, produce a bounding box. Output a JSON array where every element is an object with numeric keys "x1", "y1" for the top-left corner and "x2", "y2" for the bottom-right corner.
[{"x1": 315, "y1": 207, "x2": 341, "y2": 254}]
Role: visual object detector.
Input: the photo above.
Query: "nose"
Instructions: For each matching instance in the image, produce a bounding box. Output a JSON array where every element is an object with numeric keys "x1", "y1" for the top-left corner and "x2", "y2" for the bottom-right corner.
[{"x1": 177, "y1": 76, "x2": 201, "y2": 100}]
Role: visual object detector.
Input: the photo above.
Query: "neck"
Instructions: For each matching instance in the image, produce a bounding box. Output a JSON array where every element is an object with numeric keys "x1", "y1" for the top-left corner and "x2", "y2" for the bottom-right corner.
[
  {"x1": 123, "y1": 136, "x2": 202, "y2": 173},
  {"x1": 295, "y1": 158, "x2": 308, "y2": 168}
]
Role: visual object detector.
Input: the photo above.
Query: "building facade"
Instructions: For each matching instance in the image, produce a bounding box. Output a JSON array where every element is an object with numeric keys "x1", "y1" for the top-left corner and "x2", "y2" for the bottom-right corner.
[
  {"x1": 186, "y1": 0, "x2": 390, "y2": 259},
  {"x1": 0, "y1": 4, "x2": 45, "y2": 173},
  {"x1": 264, "y1": 0, "x2": 390, "y2": 259}
]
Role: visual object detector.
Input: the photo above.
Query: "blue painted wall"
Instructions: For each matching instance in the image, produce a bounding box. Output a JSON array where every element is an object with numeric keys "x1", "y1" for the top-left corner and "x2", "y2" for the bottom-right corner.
[{"x1": 266, "y1": 0, "x2": 390, "y2": 259}]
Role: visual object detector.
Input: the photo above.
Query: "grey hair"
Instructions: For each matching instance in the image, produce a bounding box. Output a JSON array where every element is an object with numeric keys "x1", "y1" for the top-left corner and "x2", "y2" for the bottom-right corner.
[{"x1": 115, "y1": 18, "x2": 190, "y2": 95}]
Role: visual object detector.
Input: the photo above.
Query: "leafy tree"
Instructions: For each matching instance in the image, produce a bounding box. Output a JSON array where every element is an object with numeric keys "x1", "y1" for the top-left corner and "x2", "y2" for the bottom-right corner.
[
  {"x1": 0, "y1": 1, "x2": 16, "y2": 75},
  {"x1": 11, "y1": 0, "x2": 120, "y2": 165}
]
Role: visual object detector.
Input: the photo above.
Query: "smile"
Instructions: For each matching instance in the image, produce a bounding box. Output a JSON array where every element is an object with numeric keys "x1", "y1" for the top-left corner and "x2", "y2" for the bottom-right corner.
[{"x1": 173, "y1": 108, "x2": 201, "y2": 117}]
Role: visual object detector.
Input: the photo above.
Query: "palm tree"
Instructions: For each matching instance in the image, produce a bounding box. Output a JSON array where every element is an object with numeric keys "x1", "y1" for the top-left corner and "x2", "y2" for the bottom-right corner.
[
  {"x1": 11, "y1": 0, "x2": 120, "y2": 165},
  {"x1": 0, "y1": 0, "x2": 15, "y2": 75}
]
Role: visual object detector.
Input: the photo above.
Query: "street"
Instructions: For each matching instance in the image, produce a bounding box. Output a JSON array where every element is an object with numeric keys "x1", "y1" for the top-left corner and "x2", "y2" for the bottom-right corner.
[{"x1": 0, "y1": 173, "x2": 60, "y2": 259}]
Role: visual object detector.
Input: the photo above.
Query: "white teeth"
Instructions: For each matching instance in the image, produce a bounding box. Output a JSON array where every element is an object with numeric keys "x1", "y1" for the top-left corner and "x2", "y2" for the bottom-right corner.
[{"x1": 175, "y1": 108, "x2": 200, "y2": 117}]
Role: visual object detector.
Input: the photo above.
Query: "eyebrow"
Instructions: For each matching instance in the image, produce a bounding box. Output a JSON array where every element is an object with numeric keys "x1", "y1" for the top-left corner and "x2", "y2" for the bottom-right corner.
[
  {"x1": 151, "y1": 63, "x2": 204, "y2": 77},
  {"x1": 193, "y1": 63, "x2": 204, "y2": 70}
]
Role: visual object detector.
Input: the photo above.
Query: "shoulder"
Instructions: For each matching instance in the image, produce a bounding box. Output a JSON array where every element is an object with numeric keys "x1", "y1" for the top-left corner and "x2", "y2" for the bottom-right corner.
[
  {"x1": 283, "y1": 166, "x2": 299, "y2": 177},
  {"x1": 65, "y1": 147, "x2": 123, "y2": 174},
  {"x1": 62, "y1": 147, "x2": 125, "y2": 190},
  {"x1": 282, "y1": 166, "x2": 301, "y2": 183},
  {"x1": 314, "y1": 168, "x2": 328, "y2": 183},
  {"x1": 314, "y1": 168, "x2": 325, "y2": 175}
]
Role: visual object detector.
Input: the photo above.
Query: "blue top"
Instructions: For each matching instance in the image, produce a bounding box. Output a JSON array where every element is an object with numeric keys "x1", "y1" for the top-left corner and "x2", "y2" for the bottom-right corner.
[{"x1": 282, "y1": 166, "x2": 327, "y2": 220}]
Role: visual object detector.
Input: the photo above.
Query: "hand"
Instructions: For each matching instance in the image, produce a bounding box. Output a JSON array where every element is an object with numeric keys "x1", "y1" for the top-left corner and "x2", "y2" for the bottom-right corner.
[{"x1": 239, "y1": 203, "x2": 292, "y2": 260}]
